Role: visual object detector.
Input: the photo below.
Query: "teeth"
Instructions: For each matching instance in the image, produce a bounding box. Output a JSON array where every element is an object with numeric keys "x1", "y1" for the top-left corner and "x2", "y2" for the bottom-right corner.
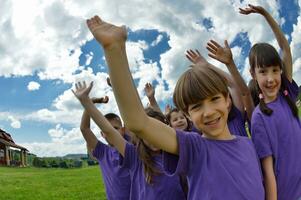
[{"x1": 205, "y1": 117, "x2": 220, "y2": 125}]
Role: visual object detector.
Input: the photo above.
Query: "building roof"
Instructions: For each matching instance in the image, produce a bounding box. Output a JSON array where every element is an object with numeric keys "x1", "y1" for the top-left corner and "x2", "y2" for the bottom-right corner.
[{"x1": 0, "y1": 129, "x2": 28, "y2": 151}]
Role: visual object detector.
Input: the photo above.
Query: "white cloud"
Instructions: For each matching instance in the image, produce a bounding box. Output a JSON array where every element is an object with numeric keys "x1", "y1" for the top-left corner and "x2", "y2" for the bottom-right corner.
[
  {"x1": 27, "y1": 81, "x2": 41, "y2": 91},
  {"x1": 151, "y1": 34, "x2": 163, "y2": 46},
  {"x1": 1, "y1": 0, "x2": 300, "y2": 157},
  {"x1": 8, "y1": 116, "x2": 21, "y2": 129}
]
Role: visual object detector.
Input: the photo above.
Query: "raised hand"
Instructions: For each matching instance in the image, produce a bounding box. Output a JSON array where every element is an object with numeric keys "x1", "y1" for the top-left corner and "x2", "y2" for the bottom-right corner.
[
  {"x1": 86, "y1": 15, "x2": 127, "y2": 49},
  {"x1": 206, "y1": 40, "x2": 233, "y2": 65},
  {"x1": 185, "y1": 49, "x2": 207, "y2": 64},
  {"x1": 239, "y1": 4, "x2": 265, "y2": 15},
  {"x1": 165, "y1": 104, "x2": 171, "y2": 114},
  {"x1": 72, "y1": 81, "x2": 93, "y2": 101},
  {"x1": 92, "y1": 96, "x2": 109, "y2": 104},
  {"x1": 144, "y1": 83, "x2": 155, "y2": 98}
]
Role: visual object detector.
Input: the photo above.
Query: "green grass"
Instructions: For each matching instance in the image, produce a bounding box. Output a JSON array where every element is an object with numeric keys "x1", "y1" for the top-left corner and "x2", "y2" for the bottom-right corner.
[{"x1": 0, "y1": 166, "x2": 107, "y2": 200}]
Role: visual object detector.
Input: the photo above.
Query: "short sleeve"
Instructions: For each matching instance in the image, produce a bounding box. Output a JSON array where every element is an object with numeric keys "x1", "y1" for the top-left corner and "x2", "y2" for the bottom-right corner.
[
  {"x1": 119, "y1": 143, "x2": 138, "y2": 171},
  {"x1": 251, "y1": 113, "x2": 273, "y2": 159},
  {"x1": 92, "y1": 141, "x2": 107, "y2": 161},
  {"x1": 163, "y1": 130, "x2": 205, "y2": 176},
  {"x1": 284, "y1": 78, "x2": 299, "y2": 101}
]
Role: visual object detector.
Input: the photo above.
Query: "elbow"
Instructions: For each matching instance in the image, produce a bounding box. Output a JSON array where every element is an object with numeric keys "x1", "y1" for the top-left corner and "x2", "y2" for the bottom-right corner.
[
  {"x1": 80, "y1": 126, "x2": 90, "y2": 133},
  {"x1": 124, "y1": 116, "x2": 148, "y2": 134}
]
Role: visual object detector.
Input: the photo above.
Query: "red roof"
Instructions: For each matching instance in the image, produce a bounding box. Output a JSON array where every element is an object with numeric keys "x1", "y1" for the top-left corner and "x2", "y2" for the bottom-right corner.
[{"x1": 0, "y1": 129, "x2": 28, "y2": 151}]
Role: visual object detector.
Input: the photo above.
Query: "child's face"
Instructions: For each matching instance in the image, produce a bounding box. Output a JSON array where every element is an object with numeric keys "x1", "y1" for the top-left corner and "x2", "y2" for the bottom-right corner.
[
  {"x1": 170, "y1": 111, "x2": 188, "y2": 131},
  {"x1": 187, "y1": 93, "x2": 230, "y2": 139},
  {"x1": 101, "y1": 118, "x2": 123, "y2": 144},
  {"x1": 253, "y1": 65, "x2": 281, "y2": 103}
]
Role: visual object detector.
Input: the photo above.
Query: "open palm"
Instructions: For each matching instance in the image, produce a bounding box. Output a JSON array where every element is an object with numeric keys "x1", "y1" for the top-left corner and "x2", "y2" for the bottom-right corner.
[
  {"x1": 206, "y1": 40, "x2": 232, "y2": 65},
  {"x1": 87, "y1": 16, "x2": 127, "y2": 49}
]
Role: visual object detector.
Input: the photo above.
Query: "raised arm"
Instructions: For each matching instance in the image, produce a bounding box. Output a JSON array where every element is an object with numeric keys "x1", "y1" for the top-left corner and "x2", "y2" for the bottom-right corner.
[
  {"x1": 144, "y1": 82, "x2": 163, "y2": 114},
  {"x1": 239, "y1": 4, "x2": 292, "y2": 82},
  {"x1": 86, "y1": 16, "x2": 178, "y2": 154},
  {"x1": 80, "y1": 96, "x2": 109, "y2": 152},
  {"x1": 206, "y1": 40, "x2": 254, "y2": 120},
  {"x1": 73, "y1": 81, "x2": 126, "y2": 156}
]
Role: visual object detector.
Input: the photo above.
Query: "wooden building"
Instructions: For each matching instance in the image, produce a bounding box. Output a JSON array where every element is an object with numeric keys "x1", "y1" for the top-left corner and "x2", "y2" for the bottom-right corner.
[{"x1": 0, "y1": 129, "x2": 28, "y2": 167}]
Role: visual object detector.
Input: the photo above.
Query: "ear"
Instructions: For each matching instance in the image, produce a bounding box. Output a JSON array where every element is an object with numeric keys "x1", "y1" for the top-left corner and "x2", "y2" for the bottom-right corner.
[
  {"x1": 121, "y1": 127, "x2": 126, "y2": 136},
  {"x1": 226, "y1": 93, "x2": 231, "y2": 109}
]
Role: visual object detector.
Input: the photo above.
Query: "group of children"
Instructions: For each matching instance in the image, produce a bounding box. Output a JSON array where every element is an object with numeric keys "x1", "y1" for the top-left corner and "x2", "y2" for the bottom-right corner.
[{"x1": 73, "y1": 4, "x2": 301, "y2": 200}]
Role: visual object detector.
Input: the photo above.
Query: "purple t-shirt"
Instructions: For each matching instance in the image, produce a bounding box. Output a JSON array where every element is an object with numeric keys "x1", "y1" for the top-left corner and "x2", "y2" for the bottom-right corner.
[
  {"x1": 92, "y1": 141, "x2": 131, "y2": 200},
  {"x1": 228, "y1": 105, "x2": 249, "y2": 137},
  {"x1": 121, "y1": 143, "x2": 186, "y2": 200},
  {"x1": 163, "y1": 130, "x2": 265, "y2": 200},
  {"x1": 251, "y1": 79, "x2": 301, "y2": 200}
]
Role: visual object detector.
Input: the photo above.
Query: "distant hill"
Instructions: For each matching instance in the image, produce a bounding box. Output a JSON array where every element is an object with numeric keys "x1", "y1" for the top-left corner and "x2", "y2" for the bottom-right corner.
[{"x1": 63, "y1": 154, "x2": 88, "y2": 159}]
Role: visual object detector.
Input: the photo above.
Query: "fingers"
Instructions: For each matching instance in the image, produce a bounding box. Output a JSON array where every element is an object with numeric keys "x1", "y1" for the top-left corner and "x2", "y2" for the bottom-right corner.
[
  {"x1": 224, "y1": 40, "x2": 230, "y2": 48},
  {"x1": 206, "y1": 45, "x2": 216, "y2": 55},
  {"x1": 208, "y1": 53, "x2": 218, "y2": 60},
  {"x1": 103, "y1": 95, "x2": 109, "y2": 103}
]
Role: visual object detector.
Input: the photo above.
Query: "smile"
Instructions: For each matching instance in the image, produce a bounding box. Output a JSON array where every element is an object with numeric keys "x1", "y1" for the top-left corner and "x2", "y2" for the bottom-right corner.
[{"x1": 204, "y1": 117, "x2": 221, "y2": 126}]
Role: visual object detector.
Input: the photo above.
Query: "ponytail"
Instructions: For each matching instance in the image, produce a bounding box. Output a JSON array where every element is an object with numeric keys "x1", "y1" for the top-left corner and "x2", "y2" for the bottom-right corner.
[
  {"x1": 137, "y1": 139, "x2": 161, "y2": 184},
  {"x1": 258, "y1": 92, "x2": 273, "y2": 116}
]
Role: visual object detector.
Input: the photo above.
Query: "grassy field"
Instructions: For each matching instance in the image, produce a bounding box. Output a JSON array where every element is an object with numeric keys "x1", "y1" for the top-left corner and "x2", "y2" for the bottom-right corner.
[{"x1": 0, "y1": 166, "x2": 107, "y2": 200}]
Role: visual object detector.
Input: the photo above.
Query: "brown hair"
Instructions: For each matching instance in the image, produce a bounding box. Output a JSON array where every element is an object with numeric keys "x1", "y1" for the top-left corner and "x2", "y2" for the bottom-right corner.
[
  {"x1": 249, "y1": 43, "x2": 298, "y2": 117},
  {"x1": 136, "y1": 107, "x2": 168, "y2": 184},
  {"x1": 173, "y1": 65, "x2": 229, "y2": 115}
]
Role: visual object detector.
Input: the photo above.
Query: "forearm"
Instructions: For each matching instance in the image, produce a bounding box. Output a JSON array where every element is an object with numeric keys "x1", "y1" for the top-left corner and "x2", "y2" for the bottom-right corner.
[
  {"x1": 104, "y1": 44, "x2": 148, "y2": 132},
  {"x1": 264, "y1": 173, "x2": 277, "y2": 200},
  {"x1": 226, "y1": 61, "x2": 254, "y2": 117},
  {"x1": 147, "y1": 96, "x2": 163, "y2": 114},
  {"x1": 80, "y1": 110, "x2": 98, "y2": 150},
  {"x1": 261, "y1": 10, "x2": 292, "y2": 79},
  {"x1": 103, "y1": 43, "x2": 178, "y2": 154},
  {"x1": 262, "y1": 156, "x2": 277, "y2": 200},
  {"x1": 80, "y1": 97, "x2": 126, "y2": 155}
]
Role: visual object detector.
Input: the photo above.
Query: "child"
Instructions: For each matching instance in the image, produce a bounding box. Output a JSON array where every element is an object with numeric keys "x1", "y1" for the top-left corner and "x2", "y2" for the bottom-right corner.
[
  {"x1": 186, "y1": 49, "x2": 252, "y2": 137},
  {"x1": 240, "y1": 4, "x2": 301, "y2": 200},
  {"x1": 166, "y1": 107, "x2": 191, "y2": 131},
  {"x1": 85, "y1": 15, "x2": 265, "y2": 199},
  {"x1": 79, "y1": 95, "x2": 131, "y2": 200},
  {"x1": 74, "y1": 83, "x2": 186, "y2": 199}
]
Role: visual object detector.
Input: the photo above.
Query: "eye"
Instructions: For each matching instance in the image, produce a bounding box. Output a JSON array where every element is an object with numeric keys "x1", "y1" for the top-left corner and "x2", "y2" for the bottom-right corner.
[
  {"x1": 258, "y1": 69, "x2": 266, "y2": 74},
  {"x1": 211, "y1": 95, "x2": 221, "y2": 102},
  {"x1": 190, "y1": 103, "x2": 202, "y2": 111}
]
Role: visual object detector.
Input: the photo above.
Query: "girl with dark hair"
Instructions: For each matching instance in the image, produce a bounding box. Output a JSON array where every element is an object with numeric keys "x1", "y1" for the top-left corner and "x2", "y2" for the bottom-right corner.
[
  {"x1": 83, "y1": 15, "x2": 265, "y2": 199},
  {"x1": 241, "y1": 4, "x2": 301, "y2": 200}
]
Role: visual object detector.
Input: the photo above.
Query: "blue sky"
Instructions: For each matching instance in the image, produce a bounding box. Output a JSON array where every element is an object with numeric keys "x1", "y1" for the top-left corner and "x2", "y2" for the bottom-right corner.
[{"x1": 0, "y1": 0, "x2": 300, "y2": 156}]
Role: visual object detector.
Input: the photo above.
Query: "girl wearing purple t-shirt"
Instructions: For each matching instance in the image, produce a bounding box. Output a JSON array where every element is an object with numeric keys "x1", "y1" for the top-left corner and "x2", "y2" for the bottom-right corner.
[
  {"x1": 241, "y1": 4, "x2": 301, "y2": 200},
  {"x1": 83, "y1": 15, "x2": 265, "y2": 199},
  {"x1": 121, "y1": 107, "x2": 186, "y2": 199}
]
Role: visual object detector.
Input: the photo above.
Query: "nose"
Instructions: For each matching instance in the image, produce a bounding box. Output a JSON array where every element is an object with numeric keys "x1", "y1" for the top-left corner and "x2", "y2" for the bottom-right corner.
[
  {"x1": 203, "y1": 104, "x2": 215, "y2": 118},
  {"x1": 267, "y1": 73, "x2": 274, "y2": 83}
]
